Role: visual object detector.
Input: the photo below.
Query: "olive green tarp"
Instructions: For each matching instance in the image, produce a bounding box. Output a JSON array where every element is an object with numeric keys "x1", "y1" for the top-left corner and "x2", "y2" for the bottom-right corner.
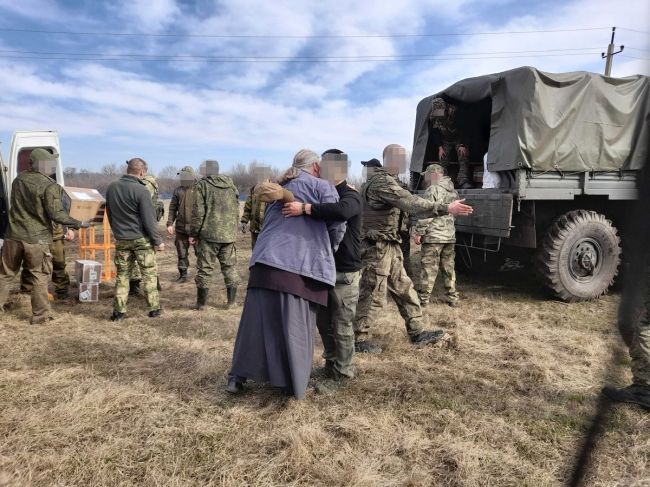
[{"x1": 410, "y1": 66, "x2": 650, "y2": 173}]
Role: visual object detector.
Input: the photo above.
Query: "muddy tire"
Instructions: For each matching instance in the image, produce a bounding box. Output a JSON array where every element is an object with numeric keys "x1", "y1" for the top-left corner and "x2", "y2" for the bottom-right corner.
[{"x1": 536, "y1": 210, "x2": 621, "y2": 302}]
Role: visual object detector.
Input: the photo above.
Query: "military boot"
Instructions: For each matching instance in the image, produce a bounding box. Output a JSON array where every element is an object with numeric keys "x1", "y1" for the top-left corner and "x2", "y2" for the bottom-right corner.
[
  {"x1": 355, "y1": 340, "x2": 383, "y2": 354},
  {"x1": 128, "y1": 279, "x2": 141, "y2": 296},
  {"x1": 226, "y1": 287, "x2": 237, "y2": 308},
  {"x1": 603, "y1": 384, "x2": 650, "y2": 409},
  {"x1": 194, "y1": 287, "x2": 209, "y2": 310},
  {"x1": 176, "y1": 269, "x2": 188, "y2": 283},
  {"x1": 410, "y1": 329, "x2": 444, "y2": 345}
]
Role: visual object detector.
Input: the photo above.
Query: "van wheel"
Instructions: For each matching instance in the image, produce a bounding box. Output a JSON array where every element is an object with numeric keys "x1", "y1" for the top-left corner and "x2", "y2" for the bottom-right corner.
[{"x1": 536, "y1": 210, "x2": 621, "y2": 302}]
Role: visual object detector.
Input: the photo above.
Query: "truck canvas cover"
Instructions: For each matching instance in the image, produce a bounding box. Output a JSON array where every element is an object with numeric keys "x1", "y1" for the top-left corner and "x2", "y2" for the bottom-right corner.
[{"x1": 411, "y1": 66, "x2": 650, "y2": 173}]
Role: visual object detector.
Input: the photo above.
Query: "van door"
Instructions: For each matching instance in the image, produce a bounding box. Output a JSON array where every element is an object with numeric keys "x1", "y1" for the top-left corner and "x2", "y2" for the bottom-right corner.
[
  {"x1": 0, "y1": 143, "x2": 8, "y2": 239},
  {"x1": 7, "y1": 131, "x2": 64, "y2": 204}
]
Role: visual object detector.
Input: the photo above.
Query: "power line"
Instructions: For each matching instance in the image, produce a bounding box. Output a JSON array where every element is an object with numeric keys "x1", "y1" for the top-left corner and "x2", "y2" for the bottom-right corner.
[
  {"x1": 0, "y1": 52, "x2": 606, "y2": 63},
  {"x1": 0, "y1": 26, "x2": 610, "y2": 39},
  {"x1": 619, "y1": 27, "x2": 650, "y2": 35},
  {"x1": 0, "y1": 46, "x2": 605, "y2": 60},
  {"x1": 620, "y1": 55, "x2": 650, "y2": 61}
]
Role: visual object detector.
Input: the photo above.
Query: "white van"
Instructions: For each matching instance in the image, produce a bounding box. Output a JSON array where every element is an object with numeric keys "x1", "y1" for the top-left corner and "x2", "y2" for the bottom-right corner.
[{"x1": 0, "y1": 131, "x2": 66, "y2": 238}]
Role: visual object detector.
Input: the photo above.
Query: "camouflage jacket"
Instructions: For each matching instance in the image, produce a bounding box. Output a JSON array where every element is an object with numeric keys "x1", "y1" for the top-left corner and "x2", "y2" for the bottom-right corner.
[
  {"x1": 191, "y1": 175, "x2": 239, "y2": 243},
  {"x1": 167, "y1": 184, "x2": 195, "y2": 235},
  {"x1": 142, "y1": 175, "x2": 165, "y2": 222},
  {"x1": 6, "y1": 170, "x2": 81, "y2": 244},
  {"x1": 241, "y1": 186, "x2": 266, "y2": 234},
  {"x1": 361, "y1": 168, "x2": 448, "y2": 243},
  {"x1": 414, "y1": 177, "x2": 458, "y2": 243}
]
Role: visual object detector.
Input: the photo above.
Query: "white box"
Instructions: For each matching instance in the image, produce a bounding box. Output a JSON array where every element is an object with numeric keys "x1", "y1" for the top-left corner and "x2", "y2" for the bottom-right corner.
[
  {"x1": 79, "y1": 282, "x2": 99, "y2": 302},
  {"x1": 75, "y1": 260, "x2": 103, "y2": 284}
]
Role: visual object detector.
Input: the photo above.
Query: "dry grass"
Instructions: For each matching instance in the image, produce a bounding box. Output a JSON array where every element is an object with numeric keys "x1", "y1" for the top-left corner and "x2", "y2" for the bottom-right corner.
[{"x1": 0, "y1": 215, "x2": 649, "y2": 486}]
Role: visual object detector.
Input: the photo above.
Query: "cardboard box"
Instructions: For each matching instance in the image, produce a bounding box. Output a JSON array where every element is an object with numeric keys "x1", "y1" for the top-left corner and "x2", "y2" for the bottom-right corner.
[
  {"x1": 79, "y1": 282, "x2": 99, "y2": 302},
  {"x1": 75, "y1": 259, "x2": 103, "y2": 284},
  {"x1": 63, "y1": 187, "x2": 105, "y2": 222}
]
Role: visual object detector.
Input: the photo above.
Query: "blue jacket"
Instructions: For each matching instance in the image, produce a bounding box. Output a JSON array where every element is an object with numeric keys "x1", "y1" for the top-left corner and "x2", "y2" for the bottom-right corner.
[{"x1": 250, "y1": 171, "x2": 345, "y2": 286}]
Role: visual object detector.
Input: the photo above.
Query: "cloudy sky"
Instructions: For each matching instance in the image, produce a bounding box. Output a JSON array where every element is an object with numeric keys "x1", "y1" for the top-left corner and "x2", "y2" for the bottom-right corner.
[{"x1": 0, "y1": 0, "x2": 648, "y2": 175}]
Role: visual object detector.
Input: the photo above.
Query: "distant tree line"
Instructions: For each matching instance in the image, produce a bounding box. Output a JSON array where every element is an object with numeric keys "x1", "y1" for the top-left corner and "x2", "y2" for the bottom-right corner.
[{"x1": 63, "y1": 160, "x2": 282, "y2": 197}]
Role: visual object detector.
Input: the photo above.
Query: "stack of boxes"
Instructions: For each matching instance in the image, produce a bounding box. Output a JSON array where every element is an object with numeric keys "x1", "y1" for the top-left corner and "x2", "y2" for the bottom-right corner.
[{"x1": 75, "y1": 260, "x2": 103, "y2": 302}]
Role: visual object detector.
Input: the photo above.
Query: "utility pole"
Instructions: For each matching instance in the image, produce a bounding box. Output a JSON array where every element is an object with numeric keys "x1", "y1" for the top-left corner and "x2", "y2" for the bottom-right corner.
[{"x1": 601, "y1": 27, "x2": 625, "y2": 77}]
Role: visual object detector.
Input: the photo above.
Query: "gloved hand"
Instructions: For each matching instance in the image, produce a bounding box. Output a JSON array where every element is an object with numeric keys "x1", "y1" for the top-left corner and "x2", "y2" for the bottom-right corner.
[
  {"x1": 240, "y1": 222, "x2": 248, "y2": 234},
  {"x1": 79, "y1": 220, "x2": 91, "y2": 229},
  {"x1": 254, "y1": 182, "x2": 295, "y2": 203}
]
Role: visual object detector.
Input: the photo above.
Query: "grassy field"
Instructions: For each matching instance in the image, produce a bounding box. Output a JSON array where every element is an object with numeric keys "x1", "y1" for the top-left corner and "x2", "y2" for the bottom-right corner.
[{"x1": 0, "y1": 216, "x2": 649, "y2": 486}]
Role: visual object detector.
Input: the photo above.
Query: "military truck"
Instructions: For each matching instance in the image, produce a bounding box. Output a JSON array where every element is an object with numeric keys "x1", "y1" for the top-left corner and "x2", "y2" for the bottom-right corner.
[
  {"x1": 410, "y1": 67, "x2": 650, "y2": 302},
  {"x1": 0, "y1": 131, "x2": 66, "y2": 239}
]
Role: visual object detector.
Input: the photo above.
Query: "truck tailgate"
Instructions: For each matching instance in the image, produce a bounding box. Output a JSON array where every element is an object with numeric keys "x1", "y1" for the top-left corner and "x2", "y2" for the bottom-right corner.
[{"x1": 454, "y1": 192, "x2": 514, "y2": 238}]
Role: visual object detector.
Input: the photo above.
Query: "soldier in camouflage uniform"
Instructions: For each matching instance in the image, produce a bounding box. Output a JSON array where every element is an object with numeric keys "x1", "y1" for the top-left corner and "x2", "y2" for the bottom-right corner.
[
  {"x1": 430, "y1": 97, "x2": 472, "y2": 189},
  {"x1": 353, "y1": 144, "x2": 473, "y2": 353},
  {"x1": 167, "y1": 166, "x2": 197, "y2": 282},
  {"x1": 189, "y1": 160, "x2": 240, "y2": 310},
  {"x1": 105, "y1": 158, "x2": 164, "y2": 321},
  {"x1": 240, "y1": 186, "x2": 267, "y2": 249},
  {"x1": 129, "y1": 173, "x2": 164, "y2": 295},
  {"x1": 20, "y1": 223, "x2": 74, "y2": 300},
  {"x1": 414, "y1": 164, "x2": 460, "y2": 307},
  {"x1": 0, "y1": 148, "x2": 88, "y2": 324}
]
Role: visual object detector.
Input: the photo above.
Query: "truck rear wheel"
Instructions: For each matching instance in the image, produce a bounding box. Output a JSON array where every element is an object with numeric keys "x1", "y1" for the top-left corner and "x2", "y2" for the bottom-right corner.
[{"x1": 536, "y1": 210, "x2": 621, "y2": 302}]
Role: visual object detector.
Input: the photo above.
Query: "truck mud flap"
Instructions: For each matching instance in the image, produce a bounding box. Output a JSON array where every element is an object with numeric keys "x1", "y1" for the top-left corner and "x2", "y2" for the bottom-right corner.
[{"x1": 454, "y1": 192, "x2": 514, "y2": 238}]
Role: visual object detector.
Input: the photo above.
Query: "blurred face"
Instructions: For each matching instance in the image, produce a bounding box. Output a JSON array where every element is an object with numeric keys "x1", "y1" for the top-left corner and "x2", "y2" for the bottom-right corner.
[
  {"x1": 426, "y1": 171, "x2": 443, "y2": 185},
  {"x1": 320, "y1": 153, "x2": 349, "y2": 184},
  {"x1": 180, "y1": 174, "x2": 194, "y2": 187},
  {"x1": 201, "y1": 161, "x2": 219, "y2": 176},
  {"x1": 383, "y1": 146, "x2": 407, "y2": 176},
  {"x1": 253, "y1": 166, "x2": 272, "y2": 184}
]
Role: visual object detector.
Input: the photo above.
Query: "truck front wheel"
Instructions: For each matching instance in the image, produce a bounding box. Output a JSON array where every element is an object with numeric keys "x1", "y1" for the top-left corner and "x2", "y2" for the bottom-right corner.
[{"x1": 536, "y1": 210, "x2": 621, "y2": 302}]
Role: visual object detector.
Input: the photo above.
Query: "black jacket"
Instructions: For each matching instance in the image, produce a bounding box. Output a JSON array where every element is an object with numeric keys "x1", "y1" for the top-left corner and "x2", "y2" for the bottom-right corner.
[
  {"x1": 310, "y1": 180, "x2": 362, "y2": 272},
  {"x1": 106, "y1": 175, "x2": 162, "y2": 245}
]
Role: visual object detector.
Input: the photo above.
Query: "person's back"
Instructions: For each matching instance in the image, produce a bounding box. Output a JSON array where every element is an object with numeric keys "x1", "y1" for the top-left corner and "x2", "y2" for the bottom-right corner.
[
  {"x1": 419, "y1": 176, "x2": 458, "y2": 243},
  {"x1": 106, "y1": 175, "x2": 157, "y2": 241},
  {"x1": 193, "y1": 174, "x2": 239, "y2": 243},
  {"x1": 105, "y1": 158, "x2": 163, "y2": 321},
  {"x1": 252, "y1": 171, "x2": 341, "y2": 286}
]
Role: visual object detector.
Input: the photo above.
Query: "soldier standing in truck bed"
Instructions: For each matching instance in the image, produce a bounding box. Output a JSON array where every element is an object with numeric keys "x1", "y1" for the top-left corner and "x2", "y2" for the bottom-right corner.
[
  {"x1": 352, "y1": 144, "x2": 473, "y2": 354},
  {"x1": 430, "y1": 97, "x2": 472, "y2": 189}
]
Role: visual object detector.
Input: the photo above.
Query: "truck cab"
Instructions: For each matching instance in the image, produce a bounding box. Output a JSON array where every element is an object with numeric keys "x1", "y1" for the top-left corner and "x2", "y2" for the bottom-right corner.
[{"x1": 0, "y1": 131, "x2": 65, "y2": 239}]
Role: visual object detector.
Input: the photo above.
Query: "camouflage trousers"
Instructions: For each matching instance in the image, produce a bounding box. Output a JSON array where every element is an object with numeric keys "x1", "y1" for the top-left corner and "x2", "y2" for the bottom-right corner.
[
  {"x1": 317, "y1": 270, "x2": 360, "y2": 378},
  {"x1": 440, "y1": 141, "x2": 470, "y2": 184},
  {"x1": 114, "y1": 238, "x2": 159, "y2": 313},
  {"x1": 175, "y1": 233, "x2": 196, "y2": 271},
  {"x1": 633, "y1": 283, "x2": 650, "y2": 387},
  {"x1": 400, "y1": 232, "x2": 414, "y2": 279},
  {"x1": 0, "y1": 239, "x2": 52, "y2": 321},
  {"x1": 20, "y1": 238, "x2": 70, "y2": 297},
  {"x1": 353, "y1": 240, "x2": 424, "y2": 342},
  {"x1": 418, "y1": 242, "x2": 459, "y2": 305},
  {"x1": 195, "y1": 240, "x2": 239, "y2": 289}
]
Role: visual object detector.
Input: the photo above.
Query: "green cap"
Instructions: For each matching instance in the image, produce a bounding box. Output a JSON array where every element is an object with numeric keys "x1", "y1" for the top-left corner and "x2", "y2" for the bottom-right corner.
[
  {"x1": 424, "y1": 163, "x2": 444, "y2": 174},
  {"x1": 178, "y1": 166, "x2": 196, "y2": 176},
  {"x1": 30, "y1": 148, "x2": 58, "y2": 164}
]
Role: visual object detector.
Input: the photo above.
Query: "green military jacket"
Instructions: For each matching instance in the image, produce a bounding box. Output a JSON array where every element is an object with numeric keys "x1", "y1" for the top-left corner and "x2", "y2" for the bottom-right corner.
[
  {"x1": 241, "y1": 185, "x2": 266, "y2": 234},
  {"x1": 361, "y1": 168, "x2": 448, "y2": 243},
  {"x1": 142, "y1": 175, "x2": 165, "y2": 222},
  {"x1": 414, "y1": 176, "x2": 458, "y2": 243},
  {"x1": 6, "y1": 170, "x2": 81, "y2": 244},
  {"x1": 191, "y1": 175, "x2": 239, "y2": 243},
  {"x1": 167, "y1": 184, "x2": 195, "y2": 235}
]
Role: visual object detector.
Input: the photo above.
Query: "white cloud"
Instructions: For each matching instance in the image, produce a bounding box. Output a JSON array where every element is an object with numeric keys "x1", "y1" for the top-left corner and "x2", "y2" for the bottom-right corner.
[
  {"x1": 0, "y1": 0, "x2": 647, "y2": 173},
  {"x1": 115, "y1": 0, "x2": 180, "y2": 31}
]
